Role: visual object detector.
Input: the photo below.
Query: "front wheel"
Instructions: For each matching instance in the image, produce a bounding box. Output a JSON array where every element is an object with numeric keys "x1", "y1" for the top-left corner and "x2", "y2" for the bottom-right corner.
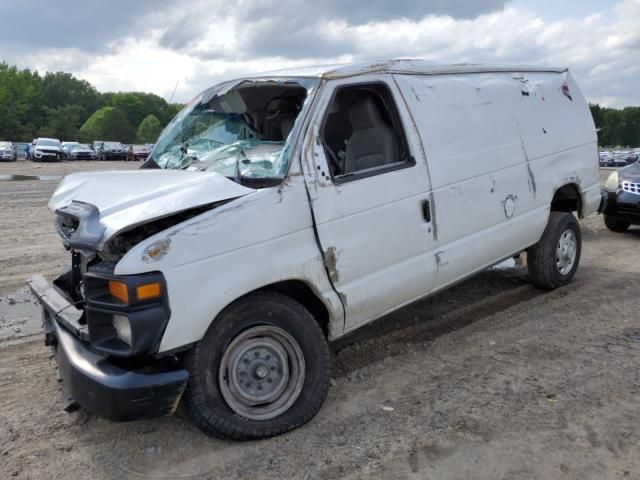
[
  {"x1": 183, "y1": 291, "x2": 330, "y2": 440},
  {"x1": 527, "y1": 211, "x2": 582, "y2": 290}
]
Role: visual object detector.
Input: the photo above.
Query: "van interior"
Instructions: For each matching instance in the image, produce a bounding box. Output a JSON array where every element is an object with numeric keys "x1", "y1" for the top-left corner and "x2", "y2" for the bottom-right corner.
[
  {"x1": 321, "y1": 83, "x2": 410, "y2": 178},
  {"x1": 209, "y1": 83, "x2": 308, "y2": 142}
]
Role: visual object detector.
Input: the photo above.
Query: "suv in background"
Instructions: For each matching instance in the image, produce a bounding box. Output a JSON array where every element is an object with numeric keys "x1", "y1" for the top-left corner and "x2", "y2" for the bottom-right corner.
[
  {"x1": 603, "y1": 162, "x2": 640, "y2": 232},
  {"x1": 100, "y1": 141, "x2": 126, "y2": 160},
  {"x1": 32, "y1": 138, "x2": 62, "y2": 162},
  {"x1": 0, "y1": 141, "x2": 17, "y2": 161}
]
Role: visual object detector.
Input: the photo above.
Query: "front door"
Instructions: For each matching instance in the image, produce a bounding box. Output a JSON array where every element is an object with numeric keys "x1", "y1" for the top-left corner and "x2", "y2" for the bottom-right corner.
[{"x1": 302, "y1": 76, "x2": 437, "y2": 332}]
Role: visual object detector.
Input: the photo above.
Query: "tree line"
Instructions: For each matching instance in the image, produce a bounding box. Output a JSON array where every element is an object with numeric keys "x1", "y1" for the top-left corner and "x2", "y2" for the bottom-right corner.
[
  {"x1": 1, "y1": 62, "x2": 638, "y2": 147},
  {"x1": 589, "y1": 104, "x2": 640, "y2": 147},
  {"x1": 0, "y1": 62, "x2": 182, "y2": 144}
]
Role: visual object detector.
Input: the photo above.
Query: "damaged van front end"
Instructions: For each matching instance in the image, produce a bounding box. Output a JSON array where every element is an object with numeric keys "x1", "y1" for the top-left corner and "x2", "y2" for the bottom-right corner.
[
  {"x1": 28, "y1": 75, "x2": 323, "y2": 423},
  {"x1": 28, "y1": 171, "x2": 257, "y2": 420}
]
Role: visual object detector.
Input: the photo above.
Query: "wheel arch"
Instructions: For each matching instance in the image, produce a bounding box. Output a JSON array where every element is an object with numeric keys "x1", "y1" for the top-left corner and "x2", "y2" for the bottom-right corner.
[
  {"x1": 217, "y1": 279, "x2": 333, "y2": 339},
  {"x1": 551, "y1": 183, "x2": 584, "y2": 218}
]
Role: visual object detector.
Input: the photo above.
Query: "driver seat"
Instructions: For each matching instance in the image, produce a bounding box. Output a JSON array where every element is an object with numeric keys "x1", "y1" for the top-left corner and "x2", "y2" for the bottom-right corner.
[{"x1": 344, "y1": 96, "x2": 399, "y2": 173}]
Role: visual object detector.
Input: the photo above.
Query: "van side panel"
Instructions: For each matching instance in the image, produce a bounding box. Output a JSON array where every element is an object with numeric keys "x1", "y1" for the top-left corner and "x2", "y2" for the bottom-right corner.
[
  {"x1": 515, "y1": 71, "x2": 600, "y2": 217},
  {"x1": 394, "y1": 70, "x2": 598, "y2": 289},
  {"x1": 114, "y1": 174, "x2": 345, "y2": 353}
]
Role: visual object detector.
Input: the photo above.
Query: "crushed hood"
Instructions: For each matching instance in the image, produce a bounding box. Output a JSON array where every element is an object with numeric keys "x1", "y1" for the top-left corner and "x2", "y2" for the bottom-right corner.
[{"x1": 50, "y1": 169, "x2": 255, "y2": 249}]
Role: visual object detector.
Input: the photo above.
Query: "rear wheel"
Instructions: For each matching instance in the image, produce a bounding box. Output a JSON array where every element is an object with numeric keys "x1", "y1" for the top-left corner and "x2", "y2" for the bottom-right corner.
[
  {"x1": 527, "y1": 211, "x2": 582, "y2": 290},
  {"x1": 604, "y1": 216, "x2": 630, "y2": 233},
  {"x1": 183, "y1": 291, "x2": 330, "y2": 440}
]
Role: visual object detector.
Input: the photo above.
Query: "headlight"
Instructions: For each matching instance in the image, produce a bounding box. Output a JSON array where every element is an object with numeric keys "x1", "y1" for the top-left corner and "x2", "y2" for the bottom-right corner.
[
  {"x1": 112, "y1": 314, "x2": 132, "y2": 345},
  {"x1": 605, "y1": 171, "x2": 619, "y2": 190}
]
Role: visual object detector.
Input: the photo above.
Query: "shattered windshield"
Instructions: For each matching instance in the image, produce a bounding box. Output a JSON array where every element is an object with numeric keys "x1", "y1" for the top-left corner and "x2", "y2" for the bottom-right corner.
[{"x1": 150, "y1": 77, "x2": 318, "y2": 183}]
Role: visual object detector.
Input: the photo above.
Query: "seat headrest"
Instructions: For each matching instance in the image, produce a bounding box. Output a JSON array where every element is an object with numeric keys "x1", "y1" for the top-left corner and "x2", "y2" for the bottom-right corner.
[
  {"x1": 348, "y1": 96, "x2": 384, "y2": 131},
  {"x1": 280, "y1": 116, "x2": 295, "y2": 140},
  {"x1": 266, "y1": 98, "x2": 298, "y2": 116}
]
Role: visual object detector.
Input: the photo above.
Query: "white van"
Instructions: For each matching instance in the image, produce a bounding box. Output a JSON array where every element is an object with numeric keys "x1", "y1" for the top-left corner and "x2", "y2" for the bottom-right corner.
[{"x1": 29, "y1": 60, "x2": 602, "y2": 440}]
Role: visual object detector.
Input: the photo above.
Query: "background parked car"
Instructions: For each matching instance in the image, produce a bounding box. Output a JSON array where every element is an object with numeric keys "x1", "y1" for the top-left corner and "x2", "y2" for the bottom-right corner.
[
  {"x1": 599, "y1": 151, "x2": 615, "y2": 167},
  {"x1": 618, "y1": 151, "x2": 637, "y2": 165},
  {"x1": 61, "y1": 141, "x2": 80, "y2": 159},
  {"x1": 68, "y1": 143, "x2": 97, "y2": 161},
  {"x1": 126, "y1": 144, "x2": 150, "y2": 161},
  {"x1": 32, "y1": 138, "x2": 62, "y2": 162},
  {"x1": 0, "y1": 141, "x2": 17, "y2": 161},
  {"x1": 99, "y1": 141, "x2": 126, "y2": 160},
  {"x1": 603, "y1": 161, "x2": 640, "y2": 232}
]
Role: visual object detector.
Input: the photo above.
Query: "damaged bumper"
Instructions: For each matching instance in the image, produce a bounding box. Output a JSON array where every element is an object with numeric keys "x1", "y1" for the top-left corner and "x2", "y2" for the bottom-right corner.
[{"x1": 27, "y1": 274, "x2": 188, "y2": 422}]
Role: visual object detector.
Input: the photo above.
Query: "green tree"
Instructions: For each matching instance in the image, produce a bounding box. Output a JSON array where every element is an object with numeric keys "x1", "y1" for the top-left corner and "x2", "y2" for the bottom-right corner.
[
  {"x1": 0, "y1": 63, "x2": 43, "y2": 140},
  {"x1": 78, "y1": 106, "x2": 136, "y2": 143},
  {"x1": 0, "y1": 62, "x2": 183, "y2": 142},
  {"x1": 41, "y1": 105, "x2": 83, "y2": 140},
  {"x1": 111, "y1": 92, "x2": 178, "y2": 127},
  {"x1": 137, "y1": 114, "x2": 163, "y2": 143},
  {"x1": 41, "y1": 72, "x2": 101, "y2": 120}
]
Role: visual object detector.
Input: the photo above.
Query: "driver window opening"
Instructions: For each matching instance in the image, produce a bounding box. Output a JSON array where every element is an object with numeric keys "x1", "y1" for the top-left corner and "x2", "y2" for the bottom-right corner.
[{"x1": 321, "y1": 83, "x2": 411, "y2": 180}]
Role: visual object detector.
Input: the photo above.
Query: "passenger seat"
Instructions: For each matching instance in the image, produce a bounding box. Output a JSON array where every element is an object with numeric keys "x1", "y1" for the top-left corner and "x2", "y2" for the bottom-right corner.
[{"x1": 345, "y1": 96, "x2": 399, "y2": 173}]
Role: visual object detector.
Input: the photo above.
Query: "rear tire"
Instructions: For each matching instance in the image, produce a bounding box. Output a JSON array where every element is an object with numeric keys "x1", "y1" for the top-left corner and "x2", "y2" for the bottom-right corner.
[
  {"x1": 527, "y1": 211, "x2": 582, "y2": 290},
  {"x1": 183, "y1": 291, "x2": 330, "y2": 440},
  {"x1": 604, "y1": 216, "x2": 630, "y2": 233}
]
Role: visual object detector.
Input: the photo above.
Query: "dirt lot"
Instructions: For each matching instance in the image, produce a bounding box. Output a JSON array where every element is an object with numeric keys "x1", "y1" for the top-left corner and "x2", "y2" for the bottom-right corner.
[{"x1": 1, "y1": 161, "x2": 639, "y2": 479}]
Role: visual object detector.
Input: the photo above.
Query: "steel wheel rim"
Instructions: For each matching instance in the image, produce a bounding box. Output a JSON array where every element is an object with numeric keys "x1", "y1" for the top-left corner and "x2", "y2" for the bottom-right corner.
[
  {"x1": 556, "y1": 228, "x2": 577, "y2": 275},
  {"x1": 219, "y1": 325, "x2": 305, "y2": 421}
]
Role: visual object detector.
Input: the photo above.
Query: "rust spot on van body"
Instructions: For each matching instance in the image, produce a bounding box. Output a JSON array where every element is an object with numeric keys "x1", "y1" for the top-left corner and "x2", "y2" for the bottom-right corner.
[{"x1": 324, "y1": 247, "x2": 340, "y2": 283}]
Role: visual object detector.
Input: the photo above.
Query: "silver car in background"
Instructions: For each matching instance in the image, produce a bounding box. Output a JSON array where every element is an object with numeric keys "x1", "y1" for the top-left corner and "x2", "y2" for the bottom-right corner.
[{"x1": 0, "y1": 141, "x2": 17, "y2": 161}]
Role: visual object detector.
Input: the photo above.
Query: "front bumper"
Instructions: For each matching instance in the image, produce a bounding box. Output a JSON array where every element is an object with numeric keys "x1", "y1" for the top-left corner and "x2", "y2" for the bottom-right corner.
[
  {"x1": 34, "y1": 151, "x2": 60, "y2": 161},
  {"x1": 27, "y1": 274, "x2": 188, "y2": 421},
  {"x1": 102, "y1": 151, "x2": 126, "y2": 159},
  {"x1": 70, "y1": 153, "x2": 96, "y2": 160},
  {"x1": 603, "y1": 190, "x2": 640, "y2": 225}
]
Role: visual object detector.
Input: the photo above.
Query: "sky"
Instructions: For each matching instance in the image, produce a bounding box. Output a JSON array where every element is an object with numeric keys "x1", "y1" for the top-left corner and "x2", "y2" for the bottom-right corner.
[{"x1": 0, "y1": 0, "x2": 638, "y2": 107}]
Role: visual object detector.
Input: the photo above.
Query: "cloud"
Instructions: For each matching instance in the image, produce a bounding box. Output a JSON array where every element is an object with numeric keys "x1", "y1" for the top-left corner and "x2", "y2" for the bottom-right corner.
[
  {"x1": 1, "y1": 0, "x2": 639, "y2": 107},
  {"x1": 157, "y1": 0, "x2": 508, "y2": 59},
  {"x1": 0, "y1": 0, "x2": 172, "y2": 53}
]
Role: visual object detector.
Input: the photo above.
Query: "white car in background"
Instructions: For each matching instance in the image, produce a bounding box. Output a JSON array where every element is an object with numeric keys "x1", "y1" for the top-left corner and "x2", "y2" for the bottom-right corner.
[{"x1": 32, "y1": 138, "x2": 62, "y2": 162}]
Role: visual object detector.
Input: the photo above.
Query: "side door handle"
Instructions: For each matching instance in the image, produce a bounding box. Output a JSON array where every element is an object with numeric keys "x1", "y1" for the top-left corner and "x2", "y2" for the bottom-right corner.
[{"x1": 421, "y1": 200, "x2": 431, "y2": 223}]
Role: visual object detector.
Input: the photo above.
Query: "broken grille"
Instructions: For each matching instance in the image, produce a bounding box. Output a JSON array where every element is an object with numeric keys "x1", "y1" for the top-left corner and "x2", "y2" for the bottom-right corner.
[{"x1": 621, "y1": 181, "x2": 640, "y2": 195}]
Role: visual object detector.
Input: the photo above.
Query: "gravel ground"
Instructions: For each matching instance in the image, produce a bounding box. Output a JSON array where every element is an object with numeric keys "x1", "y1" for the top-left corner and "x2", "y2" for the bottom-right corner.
[{"x1": 0, "y1": 162, "x2": 638, "y2": 480}]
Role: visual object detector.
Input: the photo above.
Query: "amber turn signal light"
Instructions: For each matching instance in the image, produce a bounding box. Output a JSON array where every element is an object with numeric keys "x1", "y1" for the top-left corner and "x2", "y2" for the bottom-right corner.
[
  {"x1": 108, "y1": 280, "x2": 129, "y2": 303},
  {"x1": 136, "y1": 282, "x2": 161, "y2": 301}
]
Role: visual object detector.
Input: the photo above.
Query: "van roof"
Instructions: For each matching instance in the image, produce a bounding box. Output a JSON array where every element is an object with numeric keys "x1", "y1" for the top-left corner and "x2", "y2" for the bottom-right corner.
[{"x1": 246, "y1": 59, "x2": 568, "y2": 80}]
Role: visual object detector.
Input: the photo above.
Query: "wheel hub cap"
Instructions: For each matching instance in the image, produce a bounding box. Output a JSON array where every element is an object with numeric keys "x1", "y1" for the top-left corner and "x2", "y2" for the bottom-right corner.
[
  {"x1": 219, "y1": 326, "x2": 305, "y2": 421},
  {"x1": 556, "y1": 229, "x2": 577, "y2": 275}
]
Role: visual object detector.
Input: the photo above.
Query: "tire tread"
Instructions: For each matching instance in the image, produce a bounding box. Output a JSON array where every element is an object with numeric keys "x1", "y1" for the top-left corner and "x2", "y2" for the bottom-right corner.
[{"x1": 182, "y1": 290, "x2": 330, "y2": 440}]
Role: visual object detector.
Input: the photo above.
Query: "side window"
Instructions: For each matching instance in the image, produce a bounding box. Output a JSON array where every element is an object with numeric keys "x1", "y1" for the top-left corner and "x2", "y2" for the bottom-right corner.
[{"x1": 320, "y1": 82, "x2": 412, "y2": 182}]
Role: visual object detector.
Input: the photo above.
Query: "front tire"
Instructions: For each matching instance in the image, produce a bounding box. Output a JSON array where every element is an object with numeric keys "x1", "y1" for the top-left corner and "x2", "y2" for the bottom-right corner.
[
  {"x1": 604, "y1": 216, "x2": 630, "y2": 233},
  {"x1": 527, "y1": 211, "x2": 582, "y2": 290},
  {"x1": 183, "y1": 291, "x2": 330, "y2": 440}
]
